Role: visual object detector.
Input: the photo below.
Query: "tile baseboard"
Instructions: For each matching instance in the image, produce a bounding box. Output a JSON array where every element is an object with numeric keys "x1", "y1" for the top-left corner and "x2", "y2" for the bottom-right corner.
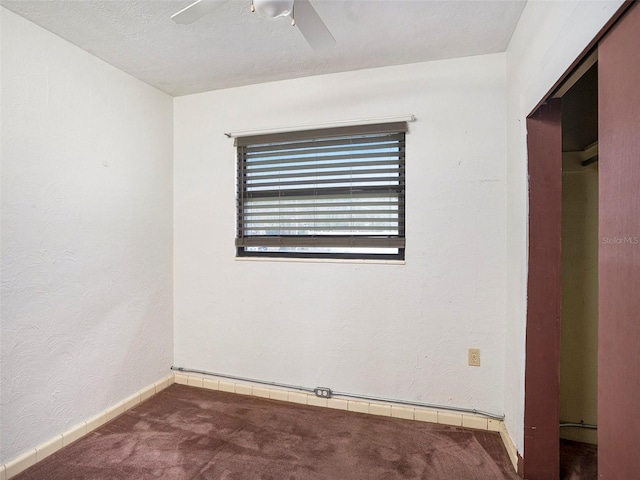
[
  {"x1": 1, "y1": 374, "x2": 174, "y2": 479},
  {"x1": 174, "y1": 372, "x2": 518, "y2": 473},
  {"x1": 499, "y1": 421, "x2": 519, "y2": 472},
  {"x1": 3, "y1": 372, "x2": 520, "y2": 477}
]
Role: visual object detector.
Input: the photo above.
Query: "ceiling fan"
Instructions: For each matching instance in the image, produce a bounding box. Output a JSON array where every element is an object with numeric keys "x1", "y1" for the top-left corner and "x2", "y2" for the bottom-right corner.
[{"x1": 171, "y1": 0, "x2": 336, "y2": 51}]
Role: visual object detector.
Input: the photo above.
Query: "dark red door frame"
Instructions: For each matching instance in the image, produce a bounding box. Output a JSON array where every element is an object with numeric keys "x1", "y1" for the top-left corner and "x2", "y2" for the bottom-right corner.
[
  {"x1": 523, "y1": 99, "x2": 563, "y2": 480},
  {"x1": 522, "y1": 3, "x2": 635, "y2": 479}
]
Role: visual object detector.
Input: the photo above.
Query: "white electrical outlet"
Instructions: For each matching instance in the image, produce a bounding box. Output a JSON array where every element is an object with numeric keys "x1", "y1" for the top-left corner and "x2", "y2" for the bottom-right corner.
[{"x1": 468, "y1": 348, "x2": 481, "y2": 367}]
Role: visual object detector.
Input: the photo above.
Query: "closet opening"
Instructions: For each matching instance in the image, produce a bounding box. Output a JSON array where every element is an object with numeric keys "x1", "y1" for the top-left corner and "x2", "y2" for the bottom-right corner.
[{"x1": 558, "y1": 57, "x2": 599, "y2": 478}]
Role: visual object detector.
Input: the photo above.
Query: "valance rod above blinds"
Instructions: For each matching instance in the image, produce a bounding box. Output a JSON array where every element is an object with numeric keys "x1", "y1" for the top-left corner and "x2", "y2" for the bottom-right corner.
[
  {"x1": 235, "y1": 121, "x2": 408, "y2": 147},
  {"x1": 228, "y1": 114, "x2": 415, "y2": 143}
]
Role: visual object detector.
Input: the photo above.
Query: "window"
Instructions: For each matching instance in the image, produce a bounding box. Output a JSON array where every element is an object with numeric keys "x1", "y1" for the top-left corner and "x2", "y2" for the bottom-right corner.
[{"x1": 235, "y1": 122, "x2": 406, "y2": 260}]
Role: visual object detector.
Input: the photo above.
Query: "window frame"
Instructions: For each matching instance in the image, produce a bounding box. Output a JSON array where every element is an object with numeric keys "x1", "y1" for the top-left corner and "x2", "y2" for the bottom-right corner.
[{"x1": 235, "y1": 122, "x2": 407, "y2": 261}]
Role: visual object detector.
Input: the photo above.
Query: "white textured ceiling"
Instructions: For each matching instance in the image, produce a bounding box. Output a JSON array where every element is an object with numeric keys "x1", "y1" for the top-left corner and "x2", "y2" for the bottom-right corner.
[{"x1": 1, "y1": 0, "x2": 526, "y2": 96}]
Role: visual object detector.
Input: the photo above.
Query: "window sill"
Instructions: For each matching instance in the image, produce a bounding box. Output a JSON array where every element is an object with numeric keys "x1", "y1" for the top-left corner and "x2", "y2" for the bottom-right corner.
[{"x1": 234, "y1": 256, "x2": 405, "y2": 266}]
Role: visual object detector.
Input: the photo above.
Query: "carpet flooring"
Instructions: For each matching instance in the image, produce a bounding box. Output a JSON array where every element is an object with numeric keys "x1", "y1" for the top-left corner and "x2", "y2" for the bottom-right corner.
[
  {"x1": 13, "y1": 384, "x2": 519, "y2": 480},
  {"x1": 560, "y1": 438, "x2": 597, "y2": 480}
]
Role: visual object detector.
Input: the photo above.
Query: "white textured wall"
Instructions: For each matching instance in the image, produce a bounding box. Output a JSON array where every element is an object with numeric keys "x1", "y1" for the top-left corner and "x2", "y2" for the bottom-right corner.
[
  {"x1": 504, "y1": 0, "x2": 624, "y2": 454},
  {"x1": 174, "y1": 54, "x2": 507, "y2": 415},
  {"x1": 0, "y1": 5, "x2": 4, "y2": 463},
  {"x1": 0, "y1": 8, "x2": 173, "y2": 463}
]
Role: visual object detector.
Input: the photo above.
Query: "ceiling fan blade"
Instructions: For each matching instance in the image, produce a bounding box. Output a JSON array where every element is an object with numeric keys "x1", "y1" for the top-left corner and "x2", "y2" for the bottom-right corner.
[
  {"x1": 171, "y1": 0, "x2": 222, "y2": 24},
  {"x1": 294, "y1": 0, "x2": 335, "y2": 51}
]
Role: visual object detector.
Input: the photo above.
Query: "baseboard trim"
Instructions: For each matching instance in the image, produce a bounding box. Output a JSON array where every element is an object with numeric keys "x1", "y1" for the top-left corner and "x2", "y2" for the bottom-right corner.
[
  {"x1": 498, "y1": 421, "x2": 520, "y2": 472},
  {"x1": 1, "y1": 374, "x2": 174, "y2": 480},
  {"x1": 174, "y1": 371, "x2": 519, "y2": 472},
  {"x1": 1, "y1": 372, "x2": 519, "y2": 478}
]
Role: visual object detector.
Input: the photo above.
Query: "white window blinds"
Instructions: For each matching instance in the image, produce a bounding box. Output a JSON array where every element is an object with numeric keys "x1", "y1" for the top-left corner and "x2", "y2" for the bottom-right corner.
[{"x1": 235, "y1": 122, "x2": 406, "y2": 259}]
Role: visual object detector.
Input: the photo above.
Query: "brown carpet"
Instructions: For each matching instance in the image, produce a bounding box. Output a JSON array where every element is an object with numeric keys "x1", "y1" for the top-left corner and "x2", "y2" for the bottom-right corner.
[
  {"x1": 13, "y1": 384, "x2": 519, "y2": 479},
  {"x1": 560, "y1": 438, "x2": 597, "y2": 480}
]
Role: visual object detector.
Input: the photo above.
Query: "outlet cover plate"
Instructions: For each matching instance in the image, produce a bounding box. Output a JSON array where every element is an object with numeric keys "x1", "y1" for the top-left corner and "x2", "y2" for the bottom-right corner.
[
  {"x1": 314, "y1": 387, "x2": 332, "y2": 398},
  {"x1": 468, "y1": 348, "x2": 481, "y2": 366}
]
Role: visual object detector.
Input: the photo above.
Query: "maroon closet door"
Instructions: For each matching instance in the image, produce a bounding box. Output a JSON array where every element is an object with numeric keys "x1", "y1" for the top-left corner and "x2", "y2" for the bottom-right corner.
[
  {"x1": 598, "y1": 3, "x2": 640, "y2": 478},
  {"x1": 524, "y1": 99, "x2": 562, "y2": 480}
]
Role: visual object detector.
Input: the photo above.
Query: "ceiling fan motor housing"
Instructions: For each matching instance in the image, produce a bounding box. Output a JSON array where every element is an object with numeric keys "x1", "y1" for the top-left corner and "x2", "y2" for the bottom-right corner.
[{"x1": 253, "y1": 0, "x2": 294, "y2": 18}]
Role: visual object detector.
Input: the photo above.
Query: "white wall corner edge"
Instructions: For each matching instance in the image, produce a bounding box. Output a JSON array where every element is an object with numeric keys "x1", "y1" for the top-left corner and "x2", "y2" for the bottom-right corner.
[{"x1": 0, "y1": 374, "x2": 175, "y2": 480}]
